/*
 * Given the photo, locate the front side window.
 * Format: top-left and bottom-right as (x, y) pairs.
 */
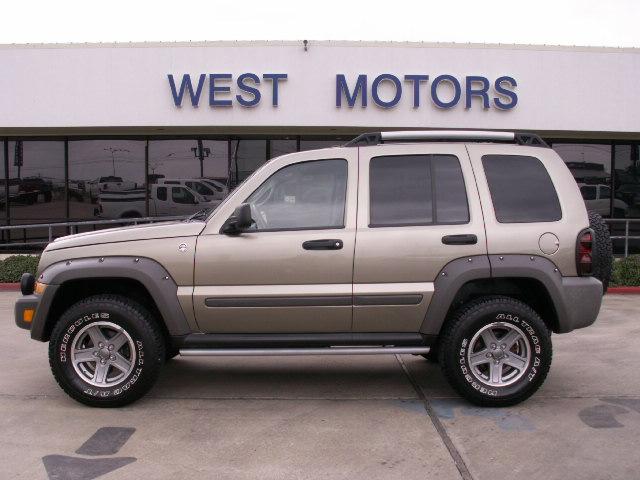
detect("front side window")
(172, 186), (195, 205)
(369, 154), (469, 227)
(245, 159), (348, 231)
(482, 155), (562, 223)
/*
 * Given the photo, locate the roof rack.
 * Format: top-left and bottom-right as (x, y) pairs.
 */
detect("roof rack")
(344, 130), (549, 148)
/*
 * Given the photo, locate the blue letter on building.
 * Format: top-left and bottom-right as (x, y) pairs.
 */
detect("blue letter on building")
(431, 75), (462, 109)
(263, 74), (288, 106)
(209, 74), (233, 107)
(372, 74), (402, 108)
(493, 76), (518, 110)
(236, 73), (261, 107)
(336, 74), (367, 107)
(168, 74), (206, 107)
(465, 76), (490, 109)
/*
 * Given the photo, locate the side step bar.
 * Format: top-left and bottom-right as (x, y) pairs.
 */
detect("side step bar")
(180, 346), (430, 356)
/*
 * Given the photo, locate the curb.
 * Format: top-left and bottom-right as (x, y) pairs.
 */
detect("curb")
(0, 283), (20, 291)
(607, 286), (640, 294)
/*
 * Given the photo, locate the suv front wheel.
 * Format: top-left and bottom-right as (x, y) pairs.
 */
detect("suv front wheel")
(49, 294), (165, 407)
(439, 296), (552, 407)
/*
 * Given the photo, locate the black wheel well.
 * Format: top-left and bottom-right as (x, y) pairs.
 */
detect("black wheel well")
(446, 277), (559, 333)
(43, 278), (172, 346)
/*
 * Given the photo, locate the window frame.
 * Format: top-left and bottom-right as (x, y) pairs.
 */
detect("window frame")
(240, 158), (349, 233)
(368, 154), (470, 228)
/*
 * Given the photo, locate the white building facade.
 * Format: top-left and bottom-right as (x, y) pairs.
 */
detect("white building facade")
(0, 41), (638, 251)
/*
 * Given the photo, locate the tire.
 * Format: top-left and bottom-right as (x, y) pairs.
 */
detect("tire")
(439, 296), (552, 407)
(49, 294), (165, 407)
(588, 211), (613, 293)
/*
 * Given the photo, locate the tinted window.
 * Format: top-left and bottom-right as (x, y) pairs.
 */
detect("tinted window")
(156, 187), (167, 201)
(601, 186), (611, 199)
(369, 155), (468, 227)
(245, 159), (347, 230)
(580, 186), (597, 200)
(432, 155), (469, 223)
(172, 187), (195, 204)
(482, 155), (561, 223)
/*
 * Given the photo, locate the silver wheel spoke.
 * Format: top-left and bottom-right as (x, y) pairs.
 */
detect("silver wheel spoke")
(469, 350), (490, 366)
(111, 353), (132, 373)
(500, 330), (522, 350)
(480, 329), (499, 347)
(490, 362), (503, 384)
(109, 331), (128, 351)
(504, 353), (527, 371)
(93, 363), (110, 384)
(86, 325), (108, 346)
(73, 348), (96, 364)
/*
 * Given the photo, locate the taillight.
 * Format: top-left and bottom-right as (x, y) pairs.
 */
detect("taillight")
(576, 230), (593, 276)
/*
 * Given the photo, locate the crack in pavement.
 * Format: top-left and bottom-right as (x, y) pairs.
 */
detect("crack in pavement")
(395, 354), (474, 480)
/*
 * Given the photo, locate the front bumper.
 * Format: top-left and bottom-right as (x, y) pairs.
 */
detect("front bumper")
(15, 295), (41, 330)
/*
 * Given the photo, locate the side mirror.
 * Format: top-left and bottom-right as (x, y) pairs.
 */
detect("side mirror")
(221, 203), (253, 235)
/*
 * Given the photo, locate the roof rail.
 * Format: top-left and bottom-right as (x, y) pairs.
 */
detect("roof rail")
(344, 130), (549, 148)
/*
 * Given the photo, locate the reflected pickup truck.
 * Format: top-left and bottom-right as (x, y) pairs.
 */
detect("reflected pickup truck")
(15, 130), (611, 408)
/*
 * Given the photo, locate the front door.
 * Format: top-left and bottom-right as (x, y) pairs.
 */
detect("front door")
(193, 147), (358, 333)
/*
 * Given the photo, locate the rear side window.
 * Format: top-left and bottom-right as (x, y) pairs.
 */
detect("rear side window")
(156, 187), (167, 201)
(482, 155), (562, 223)
(369, 154), (469, 227)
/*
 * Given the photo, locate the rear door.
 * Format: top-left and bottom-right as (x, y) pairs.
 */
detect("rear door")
(353, 143), (487, 332)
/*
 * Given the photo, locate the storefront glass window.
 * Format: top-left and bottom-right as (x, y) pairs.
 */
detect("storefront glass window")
(270, 139), (297, 158)
(553, 143), (612, 217)
(231, 140), (266, 185)
(299, 139), (343, 151)
(4, 141), (65, 242)
(68, 140), (145, 221)
(612, 144), (640, 255)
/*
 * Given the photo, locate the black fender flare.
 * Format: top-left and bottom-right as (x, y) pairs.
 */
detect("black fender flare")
(420, 254), (602, 335)
(30, 256), (191, 341)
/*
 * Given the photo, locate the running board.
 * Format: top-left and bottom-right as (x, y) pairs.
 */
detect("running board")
(179, 346), (430, 356)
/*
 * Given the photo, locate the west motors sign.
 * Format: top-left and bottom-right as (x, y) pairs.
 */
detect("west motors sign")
(167, 73), (518, 110)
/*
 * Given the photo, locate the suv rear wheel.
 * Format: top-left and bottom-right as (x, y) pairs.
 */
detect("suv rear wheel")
(49, 294), (165, 407)
(439, 296), (552, 407)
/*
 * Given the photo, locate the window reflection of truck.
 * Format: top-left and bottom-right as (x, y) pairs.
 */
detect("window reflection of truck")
(579, 183), (628, 217)
(96, 184), (221, 219)
(158, 178), (228, 201)
(0, 177), (53, 207)
(88, 176), (137, 203)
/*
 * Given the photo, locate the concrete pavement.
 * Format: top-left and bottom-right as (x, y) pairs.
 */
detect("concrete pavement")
(1, 292), (639, 479)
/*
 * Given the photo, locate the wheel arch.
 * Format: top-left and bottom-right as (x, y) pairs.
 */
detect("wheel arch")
(421, 255), (567, 335)
(31, 256), (192, 343)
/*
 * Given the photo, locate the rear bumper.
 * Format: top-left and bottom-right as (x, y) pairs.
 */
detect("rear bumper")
(15, 295), (40, 330)
(556, 276), (603, 333)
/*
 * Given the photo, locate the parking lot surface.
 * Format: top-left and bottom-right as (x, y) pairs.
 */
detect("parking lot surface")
(1, 292), (639, 480)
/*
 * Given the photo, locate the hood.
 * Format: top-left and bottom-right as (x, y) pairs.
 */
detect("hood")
(46, 220), (206, 251)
